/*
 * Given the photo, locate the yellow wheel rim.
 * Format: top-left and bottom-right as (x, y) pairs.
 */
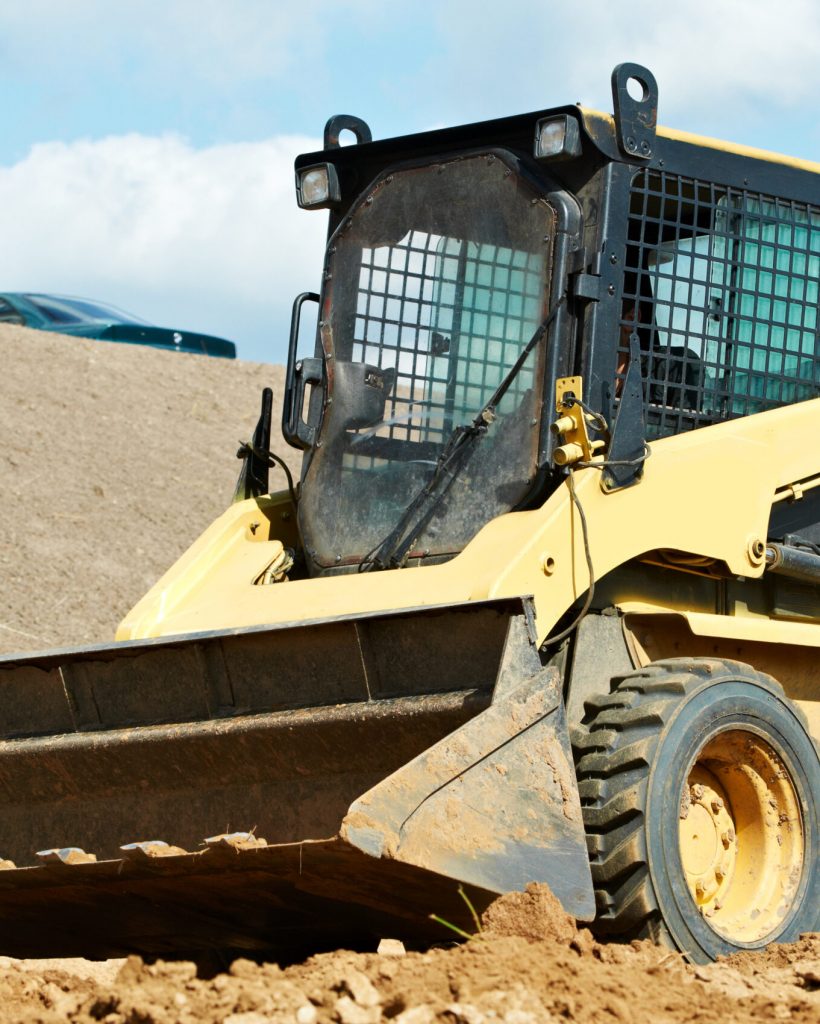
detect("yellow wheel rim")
(678, 729), (804, 943)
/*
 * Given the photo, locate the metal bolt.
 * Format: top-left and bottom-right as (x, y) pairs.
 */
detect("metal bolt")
(610, 254), (618, 265)
(695, 881), (706, 898)
(691, 784), (705, 801)
(626, 137), (637, 151)
(715, 868), (724, 883)
(721, 829), (735, 849)
(607, 284), (615, 296)
(711, 798), (724, 813)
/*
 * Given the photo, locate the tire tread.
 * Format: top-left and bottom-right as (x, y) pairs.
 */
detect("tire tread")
(571, 656), (807, 945)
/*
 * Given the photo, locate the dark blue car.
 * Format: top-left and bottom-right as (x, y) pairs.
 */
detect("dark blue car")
(0, 292), (236, 359)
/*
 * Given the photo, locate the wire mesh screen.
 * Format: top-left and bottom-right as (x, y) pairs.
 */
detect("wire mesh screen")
(301, 151), (555, 569)
(621, 170), (820, 438)
(351, 231), (545, 455)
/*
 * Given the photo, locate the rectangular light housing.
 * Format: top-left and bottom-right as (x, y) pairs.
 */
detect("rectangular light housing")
(534, 115), (582, 161)
(296, 163), (341, 209)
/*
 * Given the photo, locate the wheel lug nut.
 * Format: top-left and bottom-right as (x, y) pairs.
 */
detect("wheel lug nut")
(721, 829), (735, 849)
(695, 881), (706, 898)
(711, 798), (724, 813)
(691, 784), (705, 801)
(715, 868), (724, 882)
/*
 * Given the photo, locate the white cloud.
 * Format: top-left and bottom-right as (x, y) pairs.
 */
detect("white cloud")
(424, 0), (820, 144)
(566, 0), (820, 114)
(0, 133), (329, 362)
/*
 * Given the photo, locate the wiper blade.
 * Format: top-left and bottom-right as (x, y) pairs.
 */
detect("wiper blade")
(360, 296), (565, 572)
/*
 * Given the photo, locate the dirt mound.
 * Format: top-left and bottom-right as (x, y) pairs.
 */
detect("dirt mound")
(1, 928), (818, 1024)
(0, 325), (300, 655)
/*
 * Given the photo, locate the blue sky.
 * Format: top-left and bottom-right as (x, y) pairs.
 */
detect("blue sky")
(2, 0), (820, 363)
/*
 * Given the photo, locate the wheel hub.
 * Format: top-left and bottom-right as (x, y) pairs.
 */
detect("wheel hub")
(678, 729), (804, 943)
(679, 770), (735, 906)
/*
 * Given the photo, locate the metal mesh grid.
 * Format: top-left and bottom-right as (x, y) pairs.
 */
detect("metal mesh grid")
(620, 170), (820, 438)
(351, 230), (544, 456)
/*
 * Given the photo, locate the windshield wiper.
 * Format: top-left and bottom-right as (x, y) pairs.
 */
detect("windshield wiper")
(360, 295), (565, 572)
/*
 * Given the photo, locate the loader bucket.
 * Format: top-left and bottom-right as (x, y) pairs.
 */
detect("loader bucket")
(0, 597), (592, 958)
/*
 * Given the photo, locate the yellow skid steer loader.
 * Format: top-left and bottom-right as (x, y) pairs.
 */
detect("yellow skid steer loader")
(0, 64), (817, 964)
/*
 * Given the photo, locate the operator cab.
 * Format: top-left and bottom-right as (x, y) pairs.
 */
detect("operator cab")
(276, 64), (819, 577)
(294, 149), (580, 572)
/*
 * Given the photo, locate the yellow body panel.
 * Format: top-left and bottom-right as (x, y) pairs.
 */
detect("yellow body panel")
(119, 398), (820, 655)
(580, 108), (820, 176)
(619, 610), (819, 741)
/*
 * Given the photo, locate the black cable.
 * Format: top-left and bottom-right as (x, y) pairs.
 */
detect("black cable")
(237, 440), (298, 509)
(576, 445), (651, 470)
(563, 395), (609, 434)
(561, 395), (651, 470)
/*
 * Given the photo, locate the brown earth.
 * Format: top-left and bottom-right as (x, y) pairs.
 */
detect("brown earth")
(0, 327), (817, 1022)
(0, 890), (817, 1024)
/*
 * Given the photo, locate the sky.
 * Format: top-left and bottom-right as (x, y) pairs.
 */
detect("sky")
(3, 0), (820, 364)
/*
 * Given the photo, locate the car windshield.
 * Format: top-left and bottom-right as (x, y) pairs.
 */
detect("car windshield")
(298, 151), (555, 571)
(24, 295), (150, 326)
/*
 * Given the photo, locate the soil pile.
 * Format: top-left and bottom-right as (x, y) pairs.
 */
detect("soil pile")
(0, 325), (299, 655)
(0, 889), (817, 1024)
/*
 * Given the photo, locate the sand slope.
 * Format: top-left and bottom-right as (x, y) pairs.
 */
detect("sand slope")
(0, 325), (299, 655)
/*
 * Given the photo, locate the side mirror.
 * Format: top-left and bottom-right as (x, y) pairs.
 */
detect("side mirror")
(333, 361), (396, 431)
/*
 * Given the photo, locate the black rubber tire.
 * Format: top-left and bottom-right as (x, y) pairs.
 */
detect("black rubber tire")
(571, 657), (819, 963)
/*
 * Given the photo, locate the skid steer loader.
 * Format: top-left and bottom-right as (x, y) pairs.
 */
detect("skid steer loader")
(0, 64), (817, 965)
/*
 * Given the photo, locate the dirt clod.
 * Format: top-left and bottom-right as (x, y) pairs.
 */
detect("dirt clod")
(480, 882), (577, 944)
